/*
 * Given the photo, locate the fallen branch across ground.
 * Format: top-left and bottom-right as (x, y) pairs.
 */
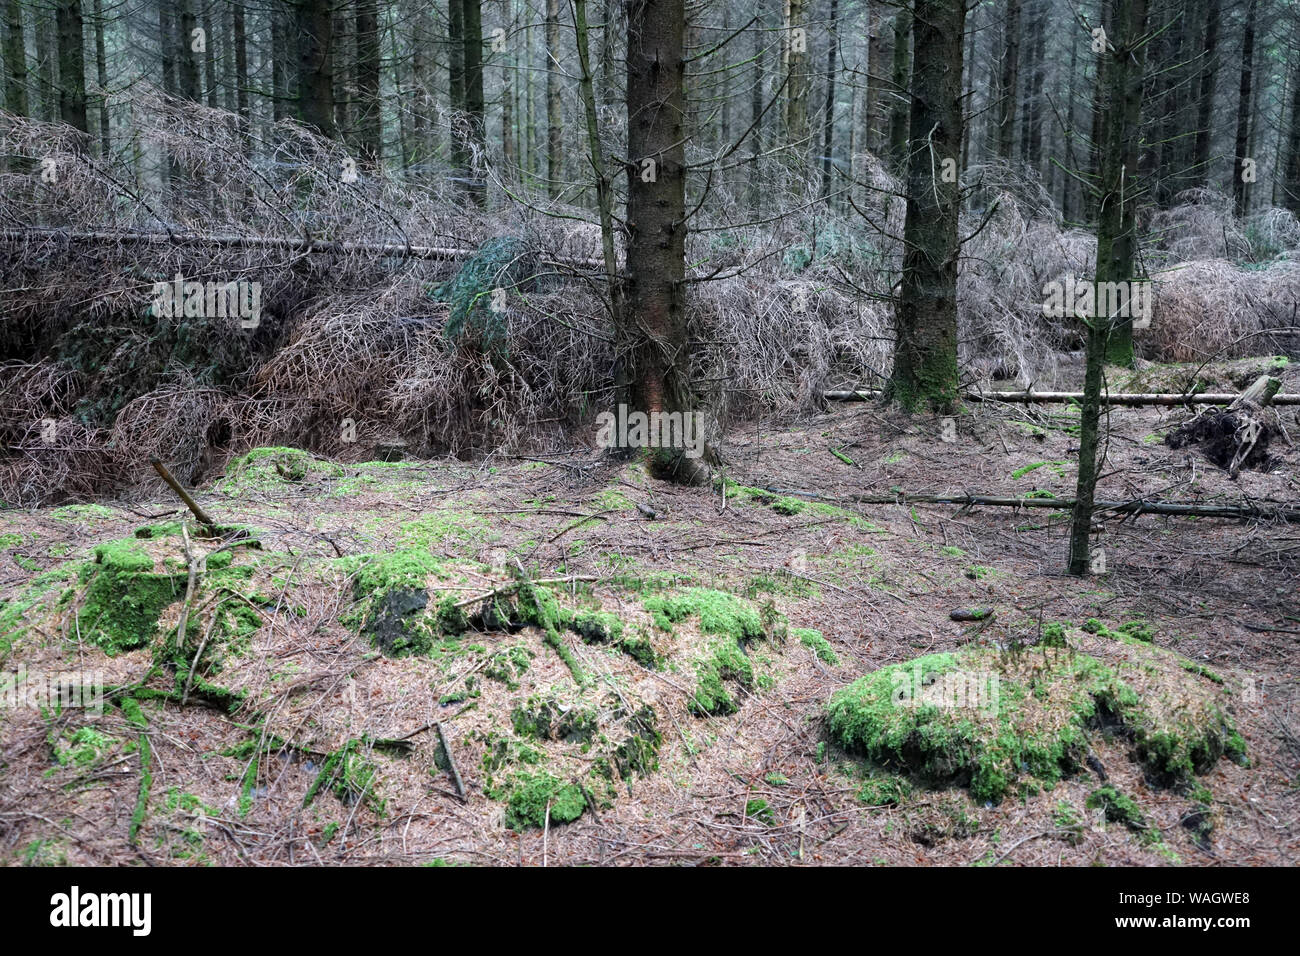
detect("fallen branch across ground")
(0, 227), (607, 270)
(759, 486), (1300, 522)
(824, 388), (1300, 406)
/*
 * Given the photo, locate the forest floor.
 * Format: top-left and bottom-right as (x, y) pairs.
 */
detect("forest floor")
(1, 356), (1298, 867)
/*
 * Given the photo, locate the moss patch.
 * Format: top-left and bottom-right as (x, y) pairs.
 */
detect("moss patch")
(80, 540), (187, 654)
(824, 633), (1243, 803)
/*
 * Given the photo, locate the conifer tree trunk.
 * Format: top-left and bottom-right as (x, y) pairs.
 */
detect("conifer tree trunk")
(887, 0), (965, 412)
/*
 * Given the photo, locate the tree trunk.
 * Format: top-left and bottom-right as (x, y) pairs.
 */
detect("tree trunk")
(355, 0), (382, 164)
(785, 0), (809, 156)
(296, 0), (335, 137)
(271, 2), (288, 121)
(55, 0), (88, 137)
(463, 0), (485, 203)
(546, 0), (562, 198)
(202, 11), (218, 108)
(1070, 0), (1149, 575)
(887, 0), (965, 412)
(887, 7), (911, 169)
(501, 0), (516, 180)
(819, 0), (838, 199)
(1283, 58), (1300, 214)
(996, 0), (1021, 161)
(1232, 0), (1256, 217)
(1192, 0), (1219, 187)
(233, 0), (248, 126)
(92, 0), (109, 156)
(3, 0), (27, 117)
(624, 0), (705, 481)
(177, 0), (200, 102)
(865, 0), (884, 154)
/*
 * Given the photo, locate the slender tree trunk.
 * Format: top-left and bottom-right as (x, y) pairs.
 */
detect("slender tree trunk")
(819, 0), (838, 199)
(888, 0), (965, 412)
(1023, 0), (1044, 172)
(785, 0), (808, 157)
(296, 0), (335, 137)
(997, 0), (1021, 160)
(271, 2), (288, 121)
(233, 1), (249, 127)
(1283, 58), (1300, 214)
(202, 11), (218, 108)
(177, 0), (200, 102)
(865, 0), (884, 153)
(546, 0), (562, 197)
(500, 0), (516, 179)
(887, 7), (911, 168)
(463, 0), (485, 202)
(355, 0), (381, 163)
(573, 0), (620, 321)
(601, 0), (616, 107)
(3, 0), (27, 117)
(1232, 0), (1256, 217)
(1192, 0), (1219, 186)
(1070, 0), (1150, 574)
(91, 0), (109, 156)
(55, 0), (88, 141)
(35, 7), (57, 121)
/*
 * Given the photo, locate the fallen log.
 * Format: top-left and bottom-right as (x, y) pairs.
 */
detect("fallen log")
(761, 485), (1300, 522)
(0, 227), (607, 270)
(824, 388), (1300, 406)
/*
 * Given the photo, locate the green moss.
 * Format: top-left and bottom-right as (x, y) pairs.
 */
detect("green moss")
(1053, 800), (1084, 844)
(0, 563), (82, 659)
(502, 771), (586, 830)
(55, 727), (118, 767)
(643, 588), (765, 643)
(482, 644), (533, 689)
(745, 798), (775, 825)
(1012, 460), (1069, 480)
(1086, 786), (1149, 834)
(511, 694), (598, 744)
(129, 733), (152, 845)
(397, 511), (492, 550)
(48, 503), (115, 523)
(689, 639), (755, 716)
(1040, 622), (1068, 648)
(612, 705), (661, 779)
(856, 772), (913, 807)
(303, 739), (384, 814)
(220, 447), (344, 492)
(793, 627), (839, 665)
(825, 642), (1243, 803)
(80, 540), (187, 654)
(569, 609), (623, 644)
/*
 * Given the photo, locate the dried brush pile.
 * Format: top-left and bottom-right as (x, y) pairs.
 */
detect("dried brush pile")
(2, 99), (1298, 505)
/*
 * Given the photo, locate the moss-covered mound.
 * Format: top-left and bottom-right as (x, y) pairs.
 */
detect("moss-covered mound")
(825, 629), (1244, 803)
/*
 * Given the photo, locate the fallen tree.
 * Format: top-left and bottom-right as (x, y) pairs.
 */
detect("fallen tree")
(755, 485), (1300, 522)
(824, 387), (1300, 406)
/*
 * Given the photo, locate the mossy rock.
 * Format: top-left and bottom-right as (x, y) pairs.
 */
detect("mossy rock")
(824, 633), (1244, 804)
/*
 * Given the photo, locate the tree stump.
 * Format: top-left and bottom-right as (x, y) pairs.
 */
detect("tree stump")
(1166, 374), (1280, 477)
